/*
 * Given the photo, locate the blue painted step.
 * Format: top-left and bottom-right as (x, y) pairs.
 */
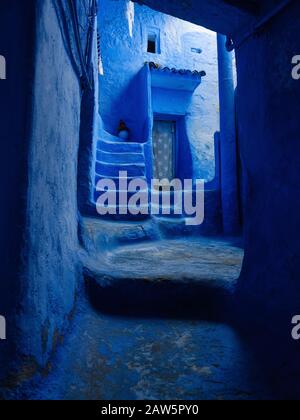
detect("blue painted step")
(92, 202), (150, 221)
(95, 161), (146, 178)
(97, 150), (145, 165)
(95, 174), (148, 185)
(95, 203), (149, 213)
(94, 188), (149, 204)
(94, 131), (149, 220)
(97, 139), (143, 154)
(150, 204), (184, 218)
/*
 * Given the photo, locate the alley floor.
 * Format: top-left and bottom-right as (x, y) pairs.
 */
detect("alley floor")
(7, 230), (297, 400)
(1, 233), (283, 400)
(16, 302), (273, 400)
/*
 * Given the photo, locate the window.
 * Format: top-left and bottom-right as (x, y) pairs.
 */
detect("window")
(146, 28), (160, 54)
(147, 34), (157, 54)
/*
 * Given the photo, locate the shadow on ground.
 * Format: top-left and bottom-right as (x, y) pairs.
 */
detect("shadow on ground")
(2, 236), (300, 400)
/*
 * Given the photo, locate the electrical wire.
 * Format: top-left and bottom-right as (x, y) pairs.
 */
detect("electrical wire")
(68, 0), (93, 89)
(54, 0), (97, 90)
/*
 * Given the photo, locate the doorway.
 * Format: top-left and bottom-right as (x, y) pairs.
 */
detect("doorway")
(152, 120), (176, 181)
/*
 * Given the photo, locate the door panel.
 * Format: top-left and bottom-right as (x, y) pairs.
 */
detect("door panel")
(152, 120), (176, 181)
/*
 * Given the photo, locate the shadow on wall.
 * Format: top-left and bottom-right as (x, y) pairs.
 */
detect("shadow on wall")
(100, 67), (151, 142)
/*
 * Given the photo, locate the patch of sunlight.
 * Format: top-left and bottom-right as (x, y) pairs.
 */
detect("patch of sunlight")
(98, 52), (104, 76)
(126, 0), (135, 38)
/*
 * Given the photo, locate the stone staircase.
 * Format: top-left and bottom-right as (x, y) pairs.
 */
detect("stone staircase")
(94, 139), (192, 220)
(93, 131), (222, 232)
(94, 132), (150, 220)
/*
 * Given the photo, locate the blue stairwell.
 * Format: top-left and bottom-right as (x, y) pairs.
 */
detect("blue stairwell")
(93, 130), (222, 230)
(94, 131), (151, 220)
(93, 132), (190, 220)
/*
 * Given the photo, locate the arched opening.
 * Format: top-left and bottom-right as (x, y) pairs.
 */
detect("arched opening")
(79, 0), (245, 324)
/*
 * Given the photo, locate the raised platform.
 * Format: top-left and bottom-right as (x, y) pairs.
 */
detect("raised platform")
(83, 230), (244, 319)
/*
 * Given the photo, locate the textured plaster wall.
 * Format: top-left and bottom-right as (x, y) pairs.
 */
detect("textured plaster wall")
(0, 0), (98, 382)
(0, 0), (98, 374)
(0, 0), (36, 381)
(98, 0), (220, 181)
(17, 0), (85, 366)
(236, 0), (300, 332)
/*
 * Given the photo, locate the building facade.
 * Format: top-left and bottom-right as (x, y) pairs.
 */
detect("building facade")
(97, 0), (220, 183)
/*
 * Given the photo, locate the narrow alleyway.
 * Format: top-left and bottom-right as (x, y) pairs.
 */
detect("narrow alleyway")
(1, 234), (275, 400)
(14, 299), (274, 400)
(3, 229), (299, 400)
(1, 0), (300, 402)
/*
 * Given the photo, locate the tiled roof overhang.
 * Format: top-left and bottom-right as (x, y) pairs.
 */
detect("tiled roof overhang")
(147, 62), (205, 92)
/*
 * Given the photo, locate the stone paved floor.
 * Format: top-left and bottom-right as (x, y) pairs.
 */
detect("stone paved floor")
(8, 297), (274, 400)
(3, 226), (298, 400)
(3, 236), (278, 400)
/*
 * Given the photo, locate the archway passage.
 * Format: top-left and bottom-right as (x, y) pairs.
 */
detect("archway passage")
(86, 0), (244, 315)
(128, 0), (300, 328)
(78, 0), (300, 400)
(74, 0), (248, 401)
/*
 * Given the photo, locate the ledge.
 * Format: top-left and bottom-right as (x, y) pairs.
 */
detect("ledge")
(147, 62), (206, 92)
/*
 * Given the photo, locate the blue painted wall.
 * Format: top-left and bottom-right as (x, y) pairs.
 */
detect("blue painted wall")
(0, 0), (98, 381)
(98, 0), (220, 182)
(0, 0), (36, 382)
(19, 0), (100, 368)
(235, 0), (300, 332)
(17, 0), (83, 366)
